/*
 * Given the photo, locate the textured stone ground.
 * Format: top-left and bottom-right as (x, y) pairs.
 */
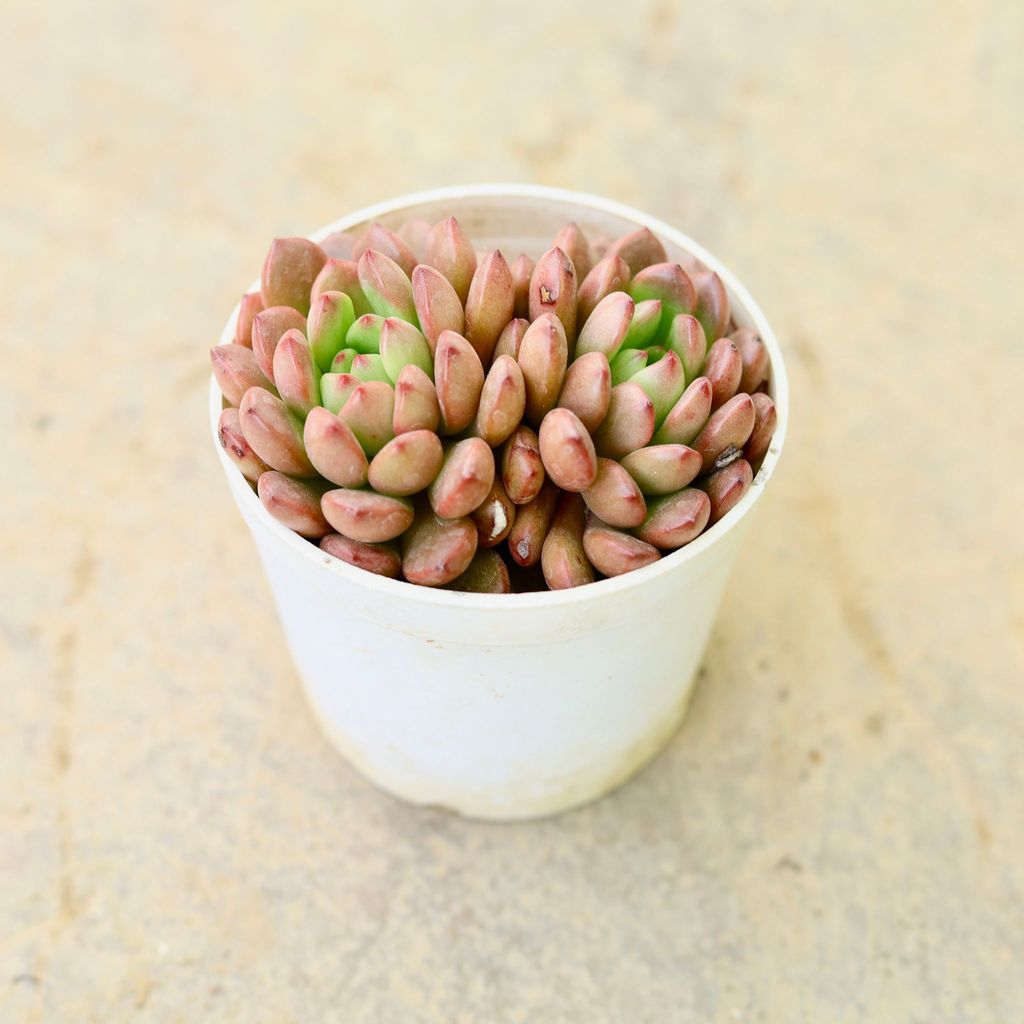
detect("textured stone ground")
(2, 2), (1022, 1021)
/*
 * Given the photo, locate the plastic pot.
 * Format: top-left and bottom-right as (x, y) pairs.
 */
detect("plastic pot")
(211, 185), (789, 820)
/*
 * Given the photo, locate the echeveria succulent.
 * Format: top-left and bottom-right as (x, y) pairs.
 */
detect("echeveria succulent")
(214, 217), (778, 591)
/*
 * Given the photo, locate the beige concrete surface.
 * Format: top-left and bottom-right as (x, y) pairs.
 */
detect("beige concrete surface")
(2, 1), (1022, 1021)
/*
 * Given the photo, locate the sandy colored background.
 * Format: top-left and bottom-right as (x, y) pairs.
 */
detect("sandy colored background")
(2, 1), (1022, 1021)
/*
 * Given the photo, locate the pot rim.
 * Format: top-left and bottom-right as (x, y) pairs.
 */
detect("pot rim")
(210, 183), (789, 609)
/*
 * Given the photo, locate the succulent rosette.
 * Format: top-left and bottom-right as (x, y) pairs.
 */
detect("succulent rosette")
(213, 217), (777, 592)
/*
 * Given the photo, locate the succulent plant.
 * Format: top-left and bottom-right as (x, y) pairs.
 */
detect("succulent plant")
(214, 216), (778, 591)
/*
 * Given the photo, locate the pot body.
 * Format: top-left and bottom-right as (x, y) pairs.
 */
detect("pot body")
(213, 185), (788, 819)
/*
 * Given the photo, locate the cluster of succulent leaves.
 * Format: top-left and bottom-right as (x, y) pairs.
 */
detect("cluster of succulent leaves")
(212, 216), (777, 592)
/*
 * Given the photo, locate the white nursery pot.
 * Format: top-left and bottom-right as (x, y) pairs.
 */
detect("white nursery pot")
(211, 185), (789, 820)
